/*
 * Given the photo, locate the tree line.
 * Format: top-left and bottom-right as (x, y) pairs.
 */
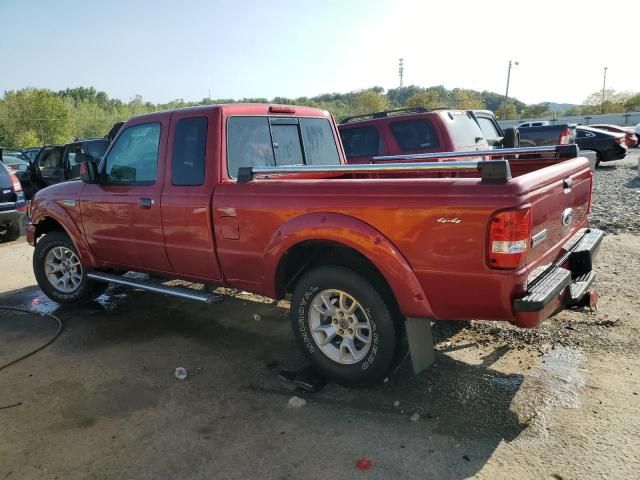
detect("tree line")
(1, 85), (638, 147)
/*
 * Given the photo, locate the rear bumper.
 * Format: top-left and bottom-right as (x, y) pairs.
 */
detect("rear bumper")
(513, 228), (604, 328)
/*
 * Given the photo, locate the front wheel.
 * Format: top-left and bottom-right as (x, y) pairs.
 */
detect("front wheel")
(290, 265), (399, 387)
(33, 231), (107, 304)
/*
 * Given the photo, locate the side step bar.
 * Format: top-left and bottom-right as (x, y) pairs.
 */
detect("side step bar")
(87, 271), (224, 304)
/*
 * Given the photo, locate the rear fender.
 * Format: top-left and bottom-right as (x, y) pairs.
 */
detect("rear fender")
(262, 212), (433, 318)
(31, 200), (97, 267)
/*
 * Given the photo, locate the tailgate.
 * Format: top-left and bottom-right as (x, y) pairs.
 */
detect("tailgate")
(524, 158), (592, 265)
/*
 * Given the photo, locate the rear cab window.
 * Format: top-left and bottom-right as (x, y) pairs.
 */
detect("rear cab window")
(442, 111), (487, 149)
(226, 116), (340, 178)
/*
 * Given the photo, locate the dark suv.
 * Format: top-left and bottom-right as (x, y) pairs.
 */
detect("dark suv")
(23, 137), (109, 199)
(0, 161), (26, 242)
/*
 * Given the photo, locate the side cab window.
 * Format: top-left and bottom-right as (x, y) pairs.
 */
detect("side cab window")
(172, 117), (208, 186)
(226, 116), (340, 178)
(104, 123), (161, 184)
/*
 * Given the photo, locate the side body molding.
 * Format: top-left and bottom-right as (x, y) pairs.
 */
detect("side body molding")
(261, 212), (434, 319)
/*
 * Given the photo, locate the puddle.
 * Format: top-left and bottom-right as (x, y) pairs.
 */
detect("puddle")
(511, 345), (585, 444)
(94, 291), (129, 312)
(28, 293), (61, 315)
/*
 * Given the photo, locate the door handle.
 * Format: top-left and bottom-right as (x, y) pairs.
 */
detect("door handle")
(139, 198), (153, 209)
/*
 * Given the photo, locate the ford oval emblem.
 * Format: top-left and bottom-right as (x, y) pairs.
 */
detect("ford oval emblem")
(561, 208), (574, 226)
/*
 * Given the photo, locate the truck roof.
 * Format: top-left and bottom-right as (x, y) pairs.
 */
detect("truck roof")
(129, 103), (331, 122)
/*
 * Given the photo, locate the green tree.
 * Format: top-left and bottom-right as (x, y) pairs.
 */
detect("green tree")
(563, 106), (582, 116)
(498, 101), (518, 120)
(583, 89), (631, 114)
(452, 89), (485, 110)
(404, 91), (440, 109)
(350, 90), (389, 115)
(624, 93), (640, 112)
(0, 88), (72, 145)
(521, 103), (551, 118)
(13, 130), (41, 147)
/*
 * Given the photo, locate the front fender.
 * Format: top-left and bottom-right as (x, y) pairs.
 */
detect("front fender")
(262, 212), (434, 319)
(30, 199), (98, 267)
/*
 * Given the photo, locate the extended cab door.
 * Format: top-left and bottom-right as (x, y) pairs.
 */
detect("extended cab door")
(160, 109), (223, 281)
(80, 115), (172, 271)
(37, 146), (65, 186)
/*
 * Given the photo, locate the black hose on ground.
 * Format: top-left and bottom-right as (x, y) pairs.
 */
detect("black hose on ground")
(0, 306), (63, 371)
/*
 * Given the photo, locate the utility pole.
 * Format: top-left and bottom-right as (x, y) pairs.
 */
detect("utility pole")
(399, 58), (404, 88)
(601, 66), (608, 114)
(502, 60), (519, 120)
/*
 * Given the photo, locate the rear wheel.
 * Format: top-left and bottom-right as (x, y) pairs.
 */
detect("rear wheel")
(33, 231), (106, 304)
(290, 265), (399, 386)
(595, 151), (603, 168)
(0, 220), (21, 242)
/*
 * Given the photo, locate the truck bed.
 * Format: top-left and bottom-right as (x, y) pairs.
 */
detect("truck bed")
(216, 154), (592, 324)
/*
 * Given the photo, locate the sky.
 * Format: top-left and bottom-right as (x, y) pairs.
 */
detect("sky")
(1, 0), (637, 106)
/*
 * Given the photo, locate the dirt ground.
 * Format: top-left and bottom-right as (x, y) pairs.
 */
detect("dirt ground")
(1, 162), (639, 479)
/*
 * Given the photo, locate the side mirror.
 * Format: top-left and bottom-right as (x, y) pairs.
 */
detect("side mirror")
(79, 161), (98, 183)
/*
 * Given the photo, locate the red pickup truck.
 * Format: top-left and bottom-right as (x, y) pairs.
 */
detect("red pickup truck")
(27, 103), (603, 386)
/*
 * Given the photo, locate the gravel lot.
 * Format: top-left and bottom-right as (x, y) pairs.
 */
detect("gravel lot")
(0, 152), (639, 479)
(590, 151), (640, 234)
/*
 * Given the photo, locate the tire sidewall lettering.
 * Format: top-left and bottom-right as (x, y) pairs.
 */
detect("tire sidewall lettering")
(297, 285), (379, 370)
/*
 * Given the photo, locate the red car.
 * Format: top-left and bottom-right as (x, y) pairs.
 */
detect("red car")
(27, 104), (602, 386)
(589, 124), (639, 148)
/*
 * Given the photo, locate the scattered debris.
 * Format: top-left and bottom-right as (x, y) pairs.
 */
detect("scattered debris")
(174, 367), (202, 380)
(410, 413), (420, 422)
(355, 458), (373, 471)
(278, 366), (327, 393)
(462, 455), (471, 462)
(393, 400), (400, 408)
(287, 396), (307, 408)
(253, 313), (262, 322)
(0, 402), (22, 411)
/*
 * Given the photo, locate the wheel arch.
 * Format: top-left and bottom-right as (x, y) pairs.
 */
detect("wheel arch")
(31, 204), (97, 267)
(263, 212), (433, 319)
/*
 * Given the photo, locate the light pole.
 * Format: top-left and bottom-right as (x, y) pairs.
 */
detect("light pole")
(601, 66), (608, 114)
(399, 58), (404, 88)
(502, 60), (519, 120)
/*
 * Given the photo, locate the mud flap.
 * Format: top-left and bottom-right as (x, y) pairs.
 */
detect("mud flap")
(405, 317), (435, 374)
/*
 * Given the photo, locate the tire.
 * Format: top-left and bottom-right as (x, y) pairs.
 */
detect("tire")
(0, 221), (21, 242)
(502, 127), (520, 148)
(290, 265), (399, 387)
(33, 231), (106, 304)
(595, 152), (603, 168)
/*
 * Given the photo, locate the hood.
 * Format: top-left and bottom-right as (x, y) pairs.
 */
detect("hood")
(34, 179), (84, 200)
(31, 180), (84, 215)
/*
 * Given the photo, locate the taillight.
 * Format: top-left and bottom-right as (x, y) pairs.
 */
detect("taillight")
(10, 173), (22, 192)
(558, 128), (571, 144)
(488, 207), (532, 269)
